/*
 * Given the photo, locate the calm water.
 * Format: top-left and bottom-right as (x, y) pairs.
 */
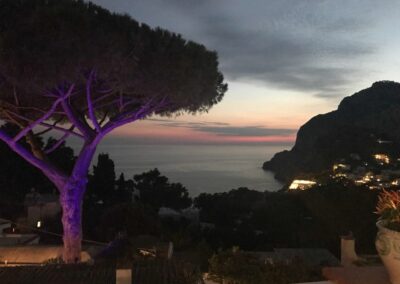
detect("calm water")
(90, 143), (288, 196)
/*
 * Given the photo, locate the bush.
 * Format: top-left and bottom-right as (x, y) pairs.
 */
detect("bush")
(208, 248), (321, 284)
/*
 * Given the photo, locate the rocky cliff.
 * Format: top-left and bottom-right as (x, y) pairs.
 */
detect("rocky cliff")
(263, 81), (400, 181)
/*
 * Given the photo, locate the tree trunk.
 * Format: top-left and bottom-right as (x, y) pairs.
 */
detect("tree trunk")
(60, 178), (86, 263)
(59, 143), (96, 263)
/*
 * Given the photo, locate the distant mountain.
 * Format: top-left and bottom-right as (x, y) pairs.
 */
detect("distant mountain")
(263, 81), (400, 182)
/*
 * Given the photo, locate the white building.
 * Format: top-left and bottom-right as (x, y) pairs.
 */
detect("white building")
(24, 190), (61, 227)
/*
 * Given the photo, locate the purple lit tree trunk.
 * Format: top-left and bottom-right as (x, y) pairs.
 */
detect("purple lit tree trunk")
(0, 79), (166, 263)
(59, 143), (96, 263)
(60, 183), (85, 263)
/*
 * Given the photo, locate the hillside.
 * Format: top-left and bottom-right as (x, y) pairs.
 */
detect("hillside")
(263, 81), (400, 181)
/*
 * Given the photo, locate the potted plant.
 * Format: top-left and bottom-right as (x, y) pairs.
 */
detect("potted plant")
(375, 189), (400, 284)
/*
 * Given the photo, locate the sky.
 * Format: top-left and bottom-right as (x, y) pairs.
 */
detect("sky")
(92, 0), (400, 145)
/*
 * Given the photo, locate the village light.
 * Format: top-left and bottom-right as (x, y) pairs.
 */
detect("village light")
(374, 154), (390, 164)
(36, 221), (42, 228)
(289, 180), (317, 190)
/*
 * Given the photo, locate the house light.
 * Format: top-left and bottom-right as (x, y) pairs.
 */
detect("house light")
(335, 173), (347, 178)
(333, 163), (350, 172)
(363, 176), (371, 182)
(36, 221), (42, 228)
(374, 154), (390, 164)
(289, 180), (316, 190)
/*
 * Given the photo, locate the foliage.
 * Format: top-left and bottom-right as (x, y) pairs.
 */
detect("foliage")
(195, 185), (378, 254)
(189, 240), (214, 272)
(44, 137), (76, 174)
(0, 123), (75, 192)
(376, 189), (400, 231)
(134, 168), (192, 211)
(115, 173), (135, 203)
(298, 185), (378, 254)
(96, 203), (161, 242)
(208, 249), (321, 284)
(129, 259), (202, 284)
(87, 153), (116, 203)
(195, 188), (264, 226)
(0, 0), (227, 119)
(0, 123), (75, 218)
(250, 192), (306, 247)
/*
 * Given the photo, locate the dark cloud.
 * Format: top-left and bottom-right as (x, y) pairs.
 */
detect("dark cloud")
(148, 118), (230, 127)
(92, 0), (380, 97)
(191, 126), (296, 137)
(194, 5), (374, 97)
(150, 119), (296, 137)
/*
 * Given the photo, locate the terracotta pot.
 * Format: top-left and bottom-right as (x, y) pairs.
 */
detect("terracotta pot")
(376, 221), (400, 284)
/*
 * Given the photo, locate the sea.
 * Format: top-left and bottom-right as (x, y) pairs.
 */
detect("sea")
(89, 143), (290, 196)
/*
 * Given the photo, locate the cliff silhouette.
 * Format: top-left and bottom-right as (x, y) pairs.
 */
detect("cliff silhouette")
(263, 81), (400, 181)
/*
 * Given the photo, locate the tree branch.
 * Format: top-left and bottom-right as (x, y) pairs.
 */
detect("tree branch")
(34, 117), (63, 136)
(15, 106), (65, 115)
(3, 110), (25, 128)
(120, 98), (140, 112)
(44, 128), (72, 154)
(13, 84), (75, 142)
(86, 99), (119, 113)
(86, 69), (101, 133)
(0, 128), (68, 187)
(40, 122), (84, 138)
(100, 97), (167, 139)
(60, 89), (94, 141)
(26, 131), (48, 160)
(111, 97), (155, 122)
(98, 110), (109, 126)
(4, 107), (84, 139)
(119, 92), (123, 111)
(34, 127), (53, 136)
(89, 93), (114, 107)
(13, 87), (20, 106)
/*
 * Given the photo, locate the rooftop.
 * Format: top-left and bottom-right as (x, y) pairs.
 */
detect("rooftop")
(0, 264), (114, 284)
(0, 259), (200, 284)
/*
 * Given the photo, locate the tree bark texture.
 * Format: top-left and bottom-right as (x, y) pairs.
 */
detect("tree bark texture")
(60, 178), (86, 263)
(59, 144), (96, 263)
